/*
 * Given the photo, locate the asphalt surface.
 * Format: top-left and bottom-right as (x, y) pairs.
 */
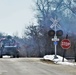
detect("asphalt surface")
(0, 57), (76, 75)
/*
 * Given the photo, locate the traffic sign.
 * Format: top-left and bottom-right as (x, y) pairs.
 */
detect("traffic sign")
(54, 41), (58, 45)
(52, 36), (59, 41)
(61, 39), (71, 49)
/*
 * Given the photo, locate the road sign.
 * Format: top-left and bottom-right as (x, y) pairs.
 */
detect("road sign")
(54, 41), (58, 45)
(52, 36), (59, 41)
(61, 39), (71, 49)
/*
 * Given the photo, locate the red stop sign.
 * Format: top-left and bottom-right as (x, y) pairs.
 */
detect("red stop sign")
(61, 39), (71, 49)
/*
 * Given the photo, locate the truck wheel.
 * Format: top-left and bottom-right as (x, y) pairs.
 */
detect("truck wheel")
(17, 54), (19, 58)
(0, 55), (2, 58)
(13, 55), (15, 58)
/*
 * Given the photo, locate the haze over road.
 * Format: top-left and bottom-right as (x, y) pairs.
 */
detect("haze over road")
(0, 58), (76, 75)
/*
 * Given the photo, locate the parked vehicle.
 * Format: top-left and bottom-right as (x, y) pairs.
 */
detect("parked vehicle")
(0, 36), (19, 58)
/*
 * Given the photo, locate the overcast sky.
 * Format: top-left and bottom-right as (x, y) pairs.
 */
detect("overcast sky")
(0, 0), (36, 37)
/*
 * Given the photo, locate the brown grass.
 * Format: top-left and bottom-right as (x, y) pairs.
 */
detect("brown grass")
(40, 59), (55, 64)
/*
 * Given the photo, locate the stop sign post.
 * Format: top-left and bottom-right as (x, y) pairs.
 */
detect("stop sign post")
(61, 39), (71, 49)
(61, 39), (71, 62)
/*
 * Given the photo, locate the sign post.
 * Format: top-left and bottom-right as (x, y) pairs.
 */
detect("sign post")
(52, 36), (59, 58)
(49, 17), (63, 59)
(50, 17), (60, 59)
(61, 38), (71, 62)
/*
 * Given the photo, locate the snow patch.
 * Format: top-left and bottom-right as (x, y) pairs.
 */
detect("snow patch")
(43, 55), (76, 66)
(3, 55), (11, 58)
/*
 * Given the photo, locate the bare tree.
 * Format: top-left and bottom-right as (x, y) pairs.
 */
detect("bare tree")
(34, 0), (76, 56)
(23, 0), (76, 57)
(24, 25), (44, 57)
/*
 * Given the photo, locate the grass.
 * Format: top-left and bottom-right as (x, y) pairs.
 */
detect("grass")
(40, 59), (55, 64)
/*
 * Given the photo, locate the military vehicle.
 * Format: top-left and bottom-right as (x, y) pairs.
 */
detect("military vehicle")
(0, 36), (19, 58)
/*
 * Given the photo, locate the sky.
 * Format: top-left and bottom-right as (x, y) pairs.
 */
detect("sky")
(0, 0), (36, 37)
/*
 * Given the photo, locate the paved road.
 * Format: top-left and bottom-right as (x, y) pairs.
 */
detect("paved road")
(0, 58), (76, 75)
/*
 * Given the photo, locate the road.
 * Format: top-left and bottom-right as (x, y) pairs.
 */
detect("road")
(0, 57), (76, 75)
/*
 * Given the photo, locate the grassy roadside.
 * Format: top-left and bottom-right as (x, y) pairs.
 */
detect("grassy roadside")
(40, 59), (55, 64)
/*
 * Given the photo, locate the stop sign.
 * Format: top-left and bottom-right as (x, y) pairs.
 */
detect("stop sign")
(61, 39), (71, 49)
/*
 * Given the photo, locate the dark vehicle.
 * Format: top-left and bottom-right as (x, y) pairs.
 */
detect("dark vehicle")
(0, 36), (19, 58)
